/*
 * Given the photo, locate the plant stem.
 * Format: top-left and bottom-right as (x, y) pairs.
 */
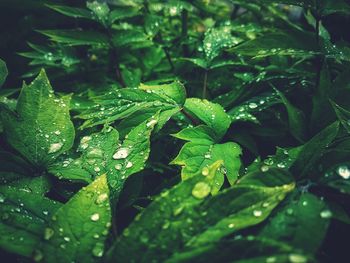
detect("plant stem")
(202, 69), (208, 99)
(181, 9), (189, 57)
(181, 108), (200, 126)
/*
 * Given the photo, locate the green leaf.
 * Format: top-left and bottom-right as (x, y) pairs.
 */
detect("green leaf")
(321, 163), (350, 194)
(78, 81), (186, 129)
(106, 166), (294, 262)
(0, 58), (7, 87)
(109, 6), (140, 24)
(46, 4), (93, 19)
(184, 98), (231, 139)
(111, 29), (151, 48)
(171, 125), (242, 190)
(291, 121), (340, 178)
(87, 0), (110, 26)
(331, 101), (350, 134)
(166, 236), (309, 263)
(203, 26), (241, 62)
(273, 87), (307, 142)
(48, 126), (119, 183)
(311, 61), (333, 132)
(0, 69), (75, 167)
(107, 115), (158, 202)
(0, 186), (61, 259)
(40, 174), (111, 263)
(233, 31), (319, 58)
(38, 30), (109, 46)
(260, 193), (330, 253)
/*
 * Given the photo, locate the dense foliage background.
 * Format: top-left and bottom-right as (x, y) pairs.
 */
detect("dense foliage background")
(1, 0), (350, 262)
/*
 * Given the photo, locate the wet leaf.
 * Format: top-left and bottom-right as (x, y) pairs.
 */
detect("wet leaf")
(40, 174), (111, 263)
(0, 69), (75, 167)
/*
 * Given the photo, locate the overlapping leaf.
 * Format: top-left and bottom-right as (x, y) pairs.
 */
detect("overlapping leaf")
(106, 166), (295, 262)
(77, 81), (186, 129)
(0, 69), (75, 167)
(40, 174), (111, 263)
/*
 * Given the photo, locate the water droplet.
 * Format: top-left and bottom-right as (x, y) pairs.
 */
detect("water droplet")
(113, 148), (129, 159)
(44, 228), (55, 240)
(114, 164), (122, 170)
(288, 253), (307, 263)
(125, 161), (133, 168)
(94, 167), (101, 172)
(302, 201), (307, 206)
(266, 257), (276, 263)
(92, 242), (105, 257)
(96, 193), (108, 204)
(48, 142), (63, 153)
(173, 206), (184, 216)
(253, 210), (262, 217)
(91, 213), (100, 221)
(63, 236), (70, 242)
(320, 209), (332, 219)
(54, 130), (61, 135)
(146, 119), (157, 127)
(192, 182), (211, 199)
(261, 165), (269, 172)
(32, 249), (44, 262)
(228, 223), (235, 228)
(0, 193), (5, 203)
(248, 102), (258, 109)
(201, 167), (209, 176)
(42, 210), (49, 216)
(204, 153), (211, 159)
(337, 165), (350, 179)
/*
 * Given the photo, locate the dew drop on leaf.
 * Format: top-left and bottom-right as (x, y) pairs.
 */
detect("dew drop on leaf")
(288, 253), (307, 263)
(32, 249), (44, 262)
(48, 142), (63, 153)
(192, 182), (211, 199)
(44, 227), (55, 240)
(337, 165), (350, 179)
(90, 213), (100, 221)
(113, 148), (129, 159)
(125, 161), (133, 168)
(96, 193), (108, 204)
(0, 193), (5, 203)
(92, 242), (105, 257)
(253, 210), (262, 217)
(320, 209), (332, 219)
(201, 167), (209, 176)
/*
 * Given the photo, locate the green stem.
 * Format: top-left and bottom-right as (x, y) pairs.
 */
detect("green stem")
(181, 9), (189, 57)
(202, 69), (208, 99)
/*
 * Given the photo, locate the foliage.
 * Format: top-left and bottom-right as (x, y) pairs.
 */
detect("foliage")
(1, 0), (350, 262)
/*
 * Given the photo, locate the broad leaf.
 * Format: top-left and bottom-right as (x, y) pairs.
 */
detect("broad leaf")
(232, 31), (319, 58)
(0, 186), (61, 259)
(166, 237), (310, 263)
(78, 81), (186, 129)
(48, 126), (119, 183)
(40, 174), (111, 263)
(291, 121), (340, 178)
(106, 166), (294, 262)
(0, 69), (75, 167)
(260, 193), (330, 253)
(107, 115), (158, 202)
(171, 125), (242, 190)
(183, 98), (231, 139)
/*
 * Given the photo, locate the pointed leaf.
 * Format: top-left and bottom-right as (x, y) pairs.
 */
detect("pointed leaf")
(41, 174), (111, 263)
(0, 69), (75, 167)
